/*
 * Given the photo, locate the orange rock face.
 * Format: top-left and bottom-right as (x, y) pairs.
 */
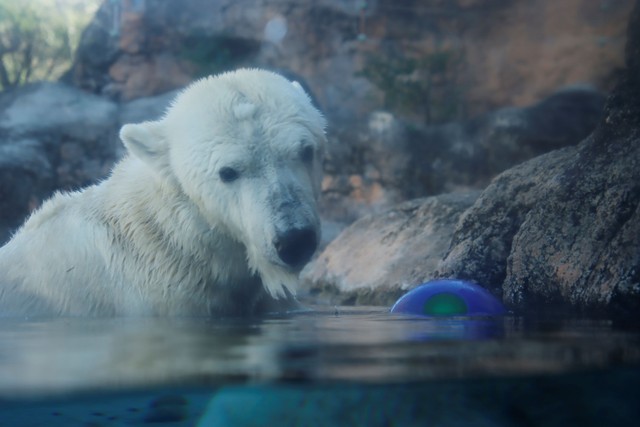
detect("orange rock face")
(70, 0), (632, 118)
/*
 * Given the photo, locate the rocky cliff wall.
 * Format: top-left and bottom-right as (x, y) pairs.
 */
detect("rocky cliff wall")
(66, 0), (632, 122)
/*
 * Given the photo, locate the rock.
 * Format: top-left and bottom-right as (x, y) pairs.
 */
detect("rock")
(106, 52), (194, 101)
(320, 87), (604, 225)
(435, 147), (578, 296)
(0, 139), (52, 244)
(67, 0), (631, 122)
(67, 0), (263, 101)
(301, 192), (479, 306)
(118, 89), (179, 127)
(437, 2), (640, 318)
(0, 83), (118, 244)
(0, 83), (117, 141)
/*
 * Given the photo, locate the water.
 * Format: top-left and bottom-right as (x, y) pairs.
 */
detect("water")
(0, 306), (639, 426)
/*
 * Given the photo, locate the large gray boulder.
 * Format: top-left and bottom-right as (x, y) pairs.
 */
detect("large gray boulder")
(302, 192), (479, 306)
(0, 83), (118, 243)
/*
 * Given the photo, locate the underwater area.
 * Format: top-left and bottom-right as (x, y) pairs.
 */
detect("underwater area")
(1, 307), (639, 426)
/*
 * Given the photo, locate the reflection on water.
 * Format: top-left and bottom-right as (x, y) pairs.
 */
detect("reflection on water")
(0, 307), (639, 426)
(0, 307), (639, 395)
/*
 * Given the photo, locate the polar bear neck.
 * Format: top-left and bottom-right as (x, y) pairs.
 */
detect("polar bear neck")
(100, 156), (261, 310)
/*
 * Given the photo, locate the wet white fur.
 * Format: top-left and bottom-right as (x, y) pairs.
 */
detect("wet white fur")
(0, 69), (326, 316)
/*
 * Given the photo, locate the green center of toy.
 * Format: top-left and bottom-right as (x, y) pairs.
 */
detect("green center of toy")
(423, 292), (468, 316)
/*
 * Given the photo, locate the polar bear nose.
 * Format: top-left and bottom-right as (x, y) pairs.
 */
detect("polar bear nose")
(274, 227), (318, 269)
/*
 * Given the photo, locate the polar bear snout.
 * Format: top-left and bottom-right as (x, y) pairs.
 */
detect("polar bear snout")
(274, 226), (318, 269)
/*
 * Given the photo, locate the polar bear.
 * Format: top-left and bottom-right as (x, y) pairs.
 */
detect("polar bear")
(0, 69), (326, 317)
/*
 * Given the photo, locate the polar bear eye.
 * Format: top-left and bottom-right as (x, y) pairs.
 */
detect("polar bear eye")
(300, 145), (314, 163)
(219, 167), (240, 183)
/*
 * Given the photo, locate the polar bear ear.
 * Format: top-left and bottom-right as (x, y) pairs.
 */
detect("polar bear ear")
(291, 81), (312, 101)
(120, 121), (168, 170)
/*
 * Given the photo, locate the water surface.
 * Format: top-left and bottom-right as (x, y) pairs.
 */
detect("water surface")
(1, 306), (639, 426)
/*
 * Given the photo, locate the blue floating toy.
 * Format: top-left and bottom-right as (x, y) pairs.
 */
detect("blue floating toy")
(390, 279), (506, 317)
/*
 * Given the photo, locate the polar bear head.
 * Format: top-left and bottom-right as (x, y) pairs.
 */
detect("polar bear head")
(119, 69), (326, 298)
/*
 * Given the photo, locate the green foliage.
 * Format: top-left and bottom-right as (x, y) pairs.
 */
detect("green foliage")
(0, 0), (99, 90)
(360, 48), (465, 124)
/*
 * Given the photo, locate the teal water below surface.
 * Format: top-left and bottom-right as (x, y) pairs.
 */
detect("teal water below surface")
(1, 306), (639, 426)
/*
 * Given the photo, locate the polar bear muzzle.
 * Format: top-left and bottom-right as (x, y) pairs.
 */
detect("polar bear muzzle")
(274, 226), (318, 269)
